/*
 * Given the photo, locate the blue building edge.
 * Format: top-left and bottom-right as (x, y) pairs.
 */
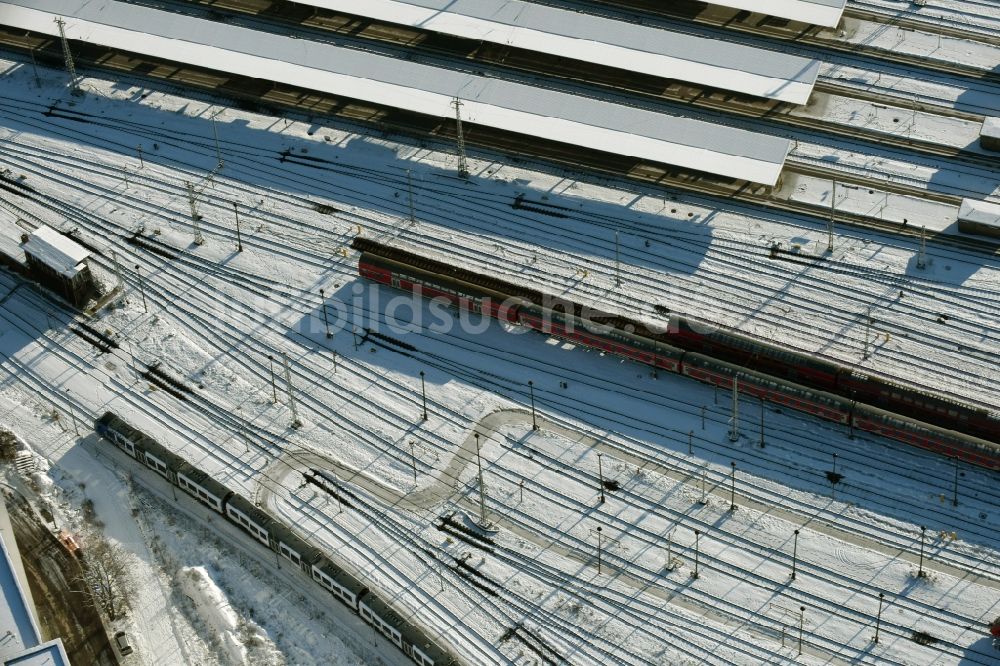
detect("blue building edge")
(0, 505), (69, 666)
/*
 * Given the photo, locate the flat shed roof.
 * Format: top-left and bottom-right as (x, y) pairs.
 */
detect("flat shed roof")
(709, 0), (847, 27)
(0, 0), (790, 185)
(290, 0), (820, 105)
(20, 225), (89, 278)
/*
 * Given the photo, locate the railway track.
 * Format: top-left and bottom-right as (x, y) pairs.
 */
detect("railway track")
(7, 161), (1000, 588)
(846, 0), (1000, 43)
(3, 58), (996, 512)
(5, 106), (997, 418)
(3, 191), (996, 660)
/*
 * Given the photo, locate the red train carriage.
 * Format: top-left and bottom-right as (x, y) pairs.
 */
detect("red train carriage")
(352, 238), (1000, 470)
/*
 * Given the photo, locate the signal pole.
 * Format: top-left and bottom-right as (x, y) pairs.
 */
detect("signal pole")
(451, 98), (469, 179)
(407, 169), (416, 223)
(917, 225), (927, 269)
(187, 182), (205, 245)
(474, 433), (488, 527)
(728, 378), (740, 442)
(614, 229), (621, 287)
(827, 179), (836, 253)
(54, 17), (79, 93)
(233, 202), (243, 252)
(134, 264), (148, 313)
(281, 352), (301, 428)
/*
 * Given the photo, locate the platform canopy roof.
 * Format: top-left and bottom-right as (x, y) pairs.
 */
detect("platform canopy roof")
(21, 225), (90, 278)
(0, 0), (791, 185)
(708, 0), (847, 27)
(289, 0), (820, 105)
(958, 198), (1000, 230)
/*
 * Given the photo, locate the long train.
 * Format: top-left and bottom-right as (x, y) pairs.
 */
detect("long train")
(95, 412), (455, 666)
(352, 237), (999, 471)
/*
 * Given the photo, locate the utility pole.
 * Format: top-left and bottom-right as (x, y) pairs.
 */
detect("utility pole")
(729, 461), (737, 512)
(134, 264), (148, 313)
(917, 525), (927, 577)
(701, 405), (706, 430)
(917, 225), (927, 269)
(474, 433), (488, 527)
(320, 289), (331, 338)
(406, 169), (415, 223)
(451, 98), (469, 178)
(699, 466), (707, 505)
(137, 145), (144, 169)
(863, 306), (873, 360)
(688, 430), (693, 455)
(419, 370), (428, 421)
(66, 389), (79, 436)
(597, 451), (605, 504)
(665, 530), (674, 571)
(281, 352), (301, 428)
(528, 380), (538, 430)
(596, 526), (603, 575)
(952, 457), (959, 506)
(692, 529), (700, 579)
(759, 398), (765, 448)
(111, 250), (124, 293)
(28, 46), (41, 88)
(873, 592), (885, 643)
(614, 229), (621, 288)
(267, 354), (277, 403)
(728, 378), (740, 442)
(232, 202), (243, 252)
(798, 606), (806, 655)
(409, 440), (417, 485)
(212, 115), (224, 168)
(827, 178), (836, 254)
(791, 529), (800, 580)
(187, 182), (205, 245)
(54, 17), (79, 93)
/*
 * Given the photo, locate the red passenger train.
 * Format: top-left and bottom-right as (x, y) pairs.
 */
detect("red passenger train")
(352, 237), (999, 471)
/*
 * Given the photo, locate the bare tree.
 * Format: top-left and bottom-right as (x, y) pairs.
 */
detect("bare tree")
(73, 528), (134, 621)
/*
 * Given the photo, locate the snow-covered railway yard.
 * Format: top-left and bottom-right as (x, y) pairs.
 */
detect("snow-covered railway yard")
(0, 0), (999, 662)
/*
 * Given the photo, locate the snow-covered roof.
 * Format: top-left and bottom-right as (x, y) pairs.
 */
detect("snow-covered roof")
(0, 0), (791, 185)
(958, 198), (1000, 229)
(981, 116), (1000, 139)
(3, 640), (71, 666)
(710, 0), (847, 27)
(20, 225), (89, 278)
(290, 0), (820, 105)
(0, 526), (40, 661)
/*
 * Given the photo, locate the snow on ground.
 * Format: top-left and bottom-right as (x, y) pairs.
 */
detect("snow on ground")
(0, 57), (997, 414)
(0, 36), (997, 666)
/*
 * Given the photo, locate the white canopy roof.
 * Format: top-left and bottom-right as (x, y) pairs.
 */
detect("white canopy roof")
(0, 0), (791, 185)
(958, 198), (1000, 230)
(291, 0), (820, 105)
(709, 0), (846, 27)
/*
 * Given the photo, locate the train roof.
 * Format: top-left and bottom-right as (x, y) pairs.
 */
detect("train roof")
(2, 0), (790, 186)
(174, 462), (233, 501)
(224, 493), (274, 529)
(98, 412), (185, 466)
(268, 521), (324, 563)
(289, 0), (819, 104)
(313, 557), (369, 597)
